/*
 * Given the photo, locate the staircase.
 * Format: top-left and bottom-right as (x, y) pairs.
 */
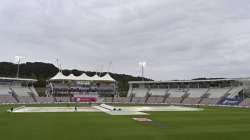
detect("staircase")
(180, 92), (190, 103)
(144, 92), (151, 103)
(162, 90), (170, 103)
(198, 88), (210, 104)
(28, 92), (37, 102)
(9, 87), (19, 103)
(129, 93), (135, 102)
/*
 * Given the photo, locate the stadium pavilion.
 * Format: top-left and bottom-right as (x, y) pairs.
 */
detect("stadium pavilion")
(46, 72), (116, 102)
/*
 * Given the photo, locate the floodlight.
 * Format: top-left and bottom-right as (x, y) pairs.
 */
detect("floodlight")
(139, 62), (146, 67)
(14, 56), (25, 63)
(14, 56), (26, 78)
(139, 61), (147, 81)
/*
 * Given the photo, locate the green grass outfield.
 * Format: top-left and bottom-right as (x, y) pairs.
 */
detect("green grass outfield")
(0, 104), (250, 140)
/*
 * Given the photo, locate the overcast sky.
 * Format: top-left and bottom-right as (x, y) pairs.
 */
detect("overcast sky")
(0, 0), (250, 80)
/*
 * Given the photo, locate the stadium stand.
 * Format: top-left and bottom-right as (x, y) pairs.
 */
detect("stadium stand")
(239, 98), (250, 106)
(0, 95), (17, 104)
(227, 86), (243, 98)
(149, 88), (166, 96)
(208, 88), (231, 98)
(103, 97), (113, 102)
(0, 85), (11, 95)
(1, 75), (250, 108)
(200, 98), (220, 105)
(18, 96), (34, 104)
(131, 97), (146, 104)
(113, 96), (119, 102)
(9, 88), (20, 102)
(55, 97), (71, 102)
(131, 88), (149, 97)
(187, 88), (208, 97)
(119, 97), (130, 103)
(164, 89), (185, 104)
(29, 92), (37, 102)
(147, 96), (164, 104)
(36, 97), (54, 103)
(128, 78), (250, 106)
(199, 88), (231, 105)
(182, 88), (208, 104)
(12, 86), (31, 96)
(29, 86), (39, 96)
(112, 97), (130, 103)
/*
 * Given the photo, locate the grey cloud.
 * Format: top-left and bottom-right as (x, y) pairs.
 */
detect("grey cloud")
(0, 0), (250, 80)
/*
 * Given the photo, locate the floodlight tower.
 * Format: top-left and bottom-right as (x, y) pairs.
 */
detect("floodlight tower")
(15, 56), (25, 78)
(139, 61), (146, 81)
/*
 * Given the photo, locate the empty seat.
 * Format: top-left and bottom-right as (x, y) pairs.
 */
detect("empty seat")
(0, 95), (17, 104)
(132, 88), (148, 97)
(187, 88), (208, 98)
(200, 98), (220, 105)
(165, 97), (182, 104)
(132, 97), (146, 104)
(208, 88), (230, 98)
(121, 97), (131, 103)
(168, 89), (185, 97)
(114, 97), (130, 103)
(29, 86), (39, 96)
(147, 96), (164, 104)
(0, 85), (11, 96)
(36, 97), (54, 103)
(182, 97), (201, 104)
(12, 86), (31, 96)
(103, 97), (113, 102)
(239, 98), (250, 106)
(149, 89), (166, 96)
(55, 97), (70, 102)
(18, 96), (34, 103)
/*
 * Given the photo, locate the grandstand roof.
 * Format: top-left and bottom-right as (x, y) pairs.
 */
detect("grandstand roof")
(129, 78), (250, 84)
(91, 74), (102, 81)
(49, 72), (116, 82)
(49, 72), (66, 81)
(0, 77), (37, 82)
(64, 74), (77, 80)
(75, 73), (93, 81)
(101, 73), (116, 82)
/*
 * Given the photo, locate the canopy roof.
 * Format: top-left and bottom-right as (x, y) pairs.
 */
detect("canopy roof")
(101, 73), (116, 82)
(49, 72), (115, 82)
(75, 73), (92, 81)
(50, 72), (66, 81)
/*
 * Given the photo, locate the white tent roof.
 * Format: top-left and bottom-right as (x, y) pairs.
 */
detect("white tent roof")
(91, 74), (103, 81)
(101, 73), (116, 82)
(64, 74), (77, 80)
(50, 72), (67, 80)
(75, 73), (92, 81)
(49, 72), (115, 82)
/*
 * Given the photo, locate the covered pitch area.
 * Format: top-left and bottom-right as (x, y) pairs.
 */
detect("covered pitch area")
(10, 104), (202, 115)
